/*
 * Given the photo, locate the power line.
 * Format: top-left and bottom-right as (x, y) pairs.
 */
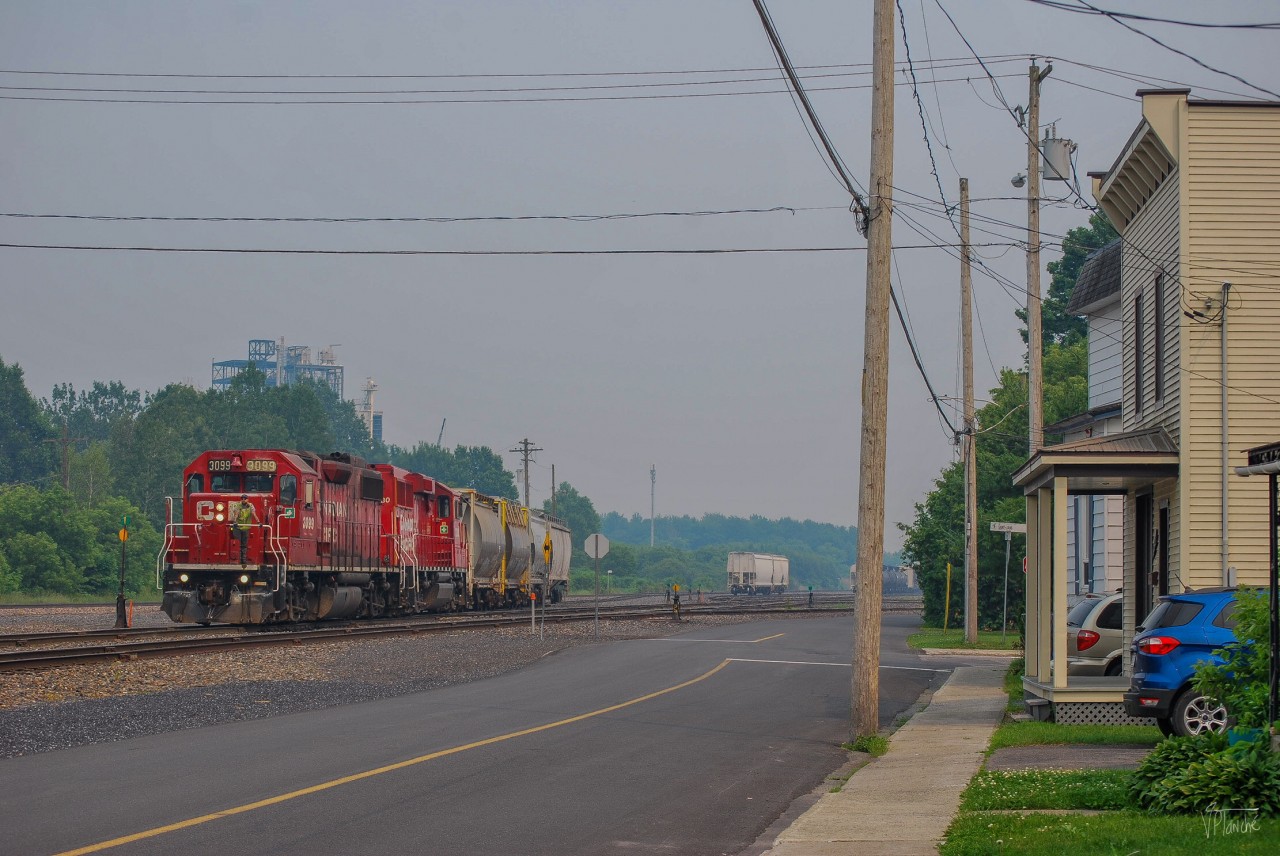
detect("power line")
(1019, 1), (1280, 31)
(0, 71), (1024, 106)
(0, 55), (1027, 81)
(0, 240), (1013, 256)
(751, 0), (870, 227)
(0, 205), (819, 225)
(1064, 0), (1280, 100)
(0, 59), (1007, 97)
(897, 0), (959, 237)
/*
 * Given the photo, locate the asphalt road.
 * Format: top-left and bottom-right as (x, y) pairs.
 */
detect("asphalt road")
(2, 613), (980, 856)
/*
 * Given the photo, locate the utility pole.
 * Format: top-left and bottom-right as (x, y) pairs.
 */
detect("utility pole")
(510, 438), (542, 507)
(44, 421), (86, 492)
(851, 0), (895, 739)
(1027, 61), (1051, 453)
(551, 464), (557, 517)
(961, 178), (978, 645)
(650, 464), (656, 547)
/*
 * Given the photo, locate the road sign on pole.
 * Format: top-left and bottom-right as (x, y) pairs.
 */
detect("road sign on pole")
(585, 534), (609, 639)
(584, 534), (610, 559)
(989, 521), (1027, 534)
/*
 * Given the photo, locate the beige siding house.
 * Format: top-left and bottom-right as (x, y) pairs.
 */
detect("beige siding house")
(1014, 90), (1280, 721)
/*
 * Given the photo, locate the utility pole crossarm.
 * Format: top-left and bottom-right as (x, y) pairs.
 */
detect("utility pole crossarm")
(510, 438), (543, 508)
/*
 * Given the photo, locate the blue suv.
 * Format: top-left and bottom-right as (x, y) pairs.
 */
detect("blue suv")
(1123, 588), (1238, 737)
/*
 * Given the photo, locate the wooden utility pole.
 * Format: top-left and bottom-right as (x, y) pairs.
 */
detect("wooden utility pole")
(1027, 61), (1051, 453)
(961, 179), (978, 644)
(851, 0), (895, 739)
(510, 438), (542, 507)
(650, 464), (656, 547)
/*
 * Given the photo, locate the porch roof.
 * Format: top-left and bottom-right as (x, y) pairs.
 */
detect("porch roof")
(1013, 426), (1179, 495)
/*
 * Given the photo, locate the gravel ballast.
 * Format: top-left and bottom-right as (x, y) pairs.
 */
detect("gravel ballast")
(0, 607), (779, 758)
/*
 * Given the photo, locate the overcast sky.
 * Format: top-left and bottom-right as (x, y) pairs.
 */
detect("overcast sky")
(2, 1), (1275, 548)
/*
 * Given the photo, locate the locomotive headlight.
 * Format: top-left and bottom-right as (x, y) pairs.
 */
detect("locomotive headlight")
(179, 573), (189, 583)
(215, 513), (225, 522)
(239, 574), (250, 584)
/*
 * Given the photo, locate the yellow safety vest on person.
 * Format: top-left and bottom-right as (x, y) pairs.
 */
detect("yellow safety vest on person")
(234, 500), (255, 531)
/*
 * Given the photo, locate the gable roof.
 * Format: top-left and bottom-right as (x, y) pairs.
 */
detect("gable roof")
(1065, 239), (1122, 316)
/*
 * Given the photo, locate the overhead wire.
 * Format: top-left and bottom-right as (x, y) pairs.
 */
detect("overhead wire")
(1062, 0), (1280, 100)
(1018, 0), (1280, 31)
(896, 0), (959, 238)
(750, 0), (870, 227)
(0, 240), (1015, 255)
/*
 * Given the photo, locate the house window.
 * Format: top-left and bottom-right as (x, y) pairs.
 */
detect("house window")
(1133, 291), (1145, 413)
(1153, 272), (1165, 402)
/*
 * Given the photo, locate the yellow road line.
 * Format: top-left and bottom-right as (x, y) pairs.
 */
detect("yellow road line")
(53, 659), (732, 856)
(753, 633), (785, 643)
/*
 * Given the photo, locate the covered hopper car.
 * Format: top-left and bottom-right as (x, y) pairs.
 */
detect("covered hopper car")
(727, 551), (789, 595)
(158, 449), (570, 625)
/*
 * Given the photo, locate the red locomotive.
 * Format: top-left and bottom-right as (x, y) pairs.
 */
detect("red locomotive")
(158, 449), (571, 625)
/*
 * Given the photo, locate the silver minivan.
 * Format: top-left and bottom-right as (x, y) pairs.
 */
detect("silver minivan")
(1066, 592), (1124, 676)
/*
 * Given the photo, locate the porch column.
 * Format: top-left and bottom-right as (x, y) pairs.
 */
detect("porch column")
(1024, 491), (1041, 681)
(1052, 476), (1069, 689)
(1036, 486), (1052, 682)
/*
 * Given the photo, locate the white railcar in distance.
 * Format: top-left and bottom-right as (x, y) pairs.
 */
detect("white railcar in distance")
(727, 551), (789, 595)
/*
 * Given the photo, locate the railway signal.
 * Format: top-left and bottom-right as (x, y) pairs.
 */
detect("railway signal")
(115, 519), (130, 629)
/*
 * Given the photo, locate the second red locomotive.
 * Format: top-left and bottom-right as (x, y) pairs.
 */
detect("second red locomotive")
(158, 449), (571, 625)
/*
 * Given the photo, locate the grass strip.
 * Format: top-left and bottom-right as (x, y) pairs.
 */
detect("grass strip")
(989, 721), (1163, 751)
(941, 811), (1280, 855)
(960, 769), (1130, 811)
(906, 626), (1021, 650)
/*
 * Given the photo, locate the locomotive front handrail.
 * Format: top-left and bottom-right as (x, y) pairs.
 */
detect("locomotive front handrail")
(157, 516), (287, 592)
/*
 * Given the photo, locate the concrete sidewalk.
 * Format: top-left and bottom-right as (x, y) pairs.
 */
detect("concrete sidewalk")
(763, 665), (1007, 856)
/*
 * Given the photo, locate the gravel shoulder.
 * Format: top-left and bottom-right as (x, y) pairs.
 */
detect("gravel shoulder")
(0, 607), (792, 758)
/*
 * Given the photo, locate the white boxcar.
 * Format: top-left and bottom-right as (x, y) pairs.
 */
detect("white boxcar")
(727, 552), (789, 595)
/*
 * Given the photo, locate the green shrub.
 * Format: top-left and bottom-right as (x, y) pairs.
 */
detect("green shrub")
(1130, 731), (1228, 804)
(1132, 736), (1280, 816)
(1194, 587), (1271, 730)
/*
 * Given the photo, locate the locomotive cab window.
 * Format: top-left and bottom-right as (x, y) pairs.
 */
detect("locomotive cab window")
(438, 495), (451, 519)
(211, 474), (241, 493)
(185, 474), (204, 497)
(279, 475), (298, 504)
(245, 473), (274, 493)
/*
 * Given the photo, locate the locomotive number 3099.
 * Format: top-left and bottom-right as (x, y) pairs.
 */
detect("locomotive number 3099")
(208, 458), (277, 472)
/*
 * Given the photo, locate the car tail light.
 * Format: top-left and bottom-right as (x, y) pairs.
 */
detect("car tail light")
(1138, 636), (1181, 656)
(1076, 629), (1100, 651)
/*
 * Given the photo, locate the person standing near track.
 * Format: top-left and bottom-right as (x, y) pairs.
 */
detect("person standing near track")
(231, 494), (258, 566)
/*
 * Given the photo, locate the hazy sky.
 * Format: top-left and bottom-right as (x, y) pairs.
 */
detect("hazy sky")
(2, 2), (1274, 548)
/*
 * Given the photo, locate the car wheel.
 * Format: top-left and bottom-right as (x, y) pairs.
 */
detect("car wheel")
(1155, 717), (1175, 737)
(1104, 659), (1123, 677)
(1171, 690), (1229, 737)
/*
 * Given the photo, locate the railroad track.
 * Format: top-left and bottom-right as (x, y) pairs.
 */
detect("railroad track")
(0, 593), (919, 672)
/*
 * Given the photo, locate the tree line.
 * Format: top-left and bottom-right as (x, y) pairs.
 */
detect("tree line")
(1, 362), (857, 598)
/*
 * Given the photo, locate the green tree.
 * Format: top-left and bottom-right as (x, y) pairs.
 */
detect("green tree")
(450, 446), (518, 499)
(44, 380), (143, 443)
(0, 548), (16, 595)
(68, 442), (115, 508)
(0, 357), (57, 486)
(110, 383), (212, 525)
(1017, 211), (1118, 347)
(546, 481), (601, 571)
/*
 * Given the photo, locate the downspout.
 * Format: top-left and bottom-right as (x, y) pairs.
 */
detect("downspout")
(1221, 281), (1232, 585)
